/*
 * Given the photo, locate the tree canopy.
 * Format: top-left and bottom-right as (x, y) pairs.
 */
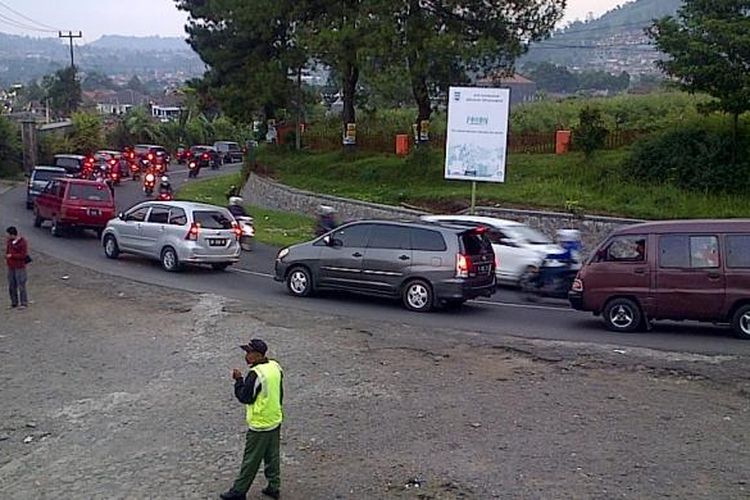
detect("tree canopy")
(649, 0), (750, 128)
(43, 67), (81, 118)
(176, 0), (565, 146)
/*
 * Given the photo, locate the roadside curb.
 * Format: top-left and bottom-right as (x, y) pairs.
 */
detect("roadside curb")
(0, 180), (20, 195)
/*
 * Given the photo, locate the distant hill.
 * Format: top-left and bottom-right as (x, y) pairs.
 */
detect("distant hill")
(89, 35), (190, 52)
(522, 0), (683, 73)
(0, 31), (203, 87)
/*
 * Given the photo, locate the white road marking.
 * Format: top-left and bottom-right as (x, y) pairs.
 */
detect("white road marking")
(230, 268), (275, 278)
(228, 268), (573, 312)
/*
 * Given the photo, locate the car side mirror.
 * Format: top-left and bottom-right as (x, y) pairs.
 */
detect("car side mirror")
(322, 235), (332, 246)
(118, 212), (124, 220)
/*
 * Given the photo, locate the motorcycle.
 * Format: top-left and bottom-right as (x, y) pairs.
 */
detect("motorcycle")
(235, 216), (255, 251)
(143, 173), (156, 197)
(129, 162), (141, 180)
(520, 261), (579, 300)
(188, 159), (200, 178)
(158, 191), (173, 201)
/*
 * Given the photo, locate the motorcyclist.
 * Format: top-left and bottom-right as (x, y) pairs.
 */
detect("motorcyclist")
(159, 175), (173, 197)
(533, 229), (582, 293)
(228, 196), (248, 218)
(226, 184), (241, 201)
(315, 205), (338, 236)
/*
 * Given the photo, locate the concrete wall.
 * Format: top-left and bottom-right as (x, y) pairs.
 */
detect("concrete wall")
(242, 172), (642, 251)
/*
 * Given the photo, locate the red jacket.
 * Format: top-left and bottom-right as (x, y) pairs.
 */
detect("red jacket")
(6, 237), (28, 270)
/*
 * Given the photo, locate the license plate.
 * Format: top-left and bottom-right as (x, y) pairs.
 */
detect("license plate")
(477, 264), (490, 274)
(88, 209), (100, 216)
(208, 239), (227, 247)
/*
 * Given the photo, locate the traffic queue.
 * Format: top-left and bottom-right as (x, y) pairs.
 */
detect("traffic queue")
(18, 147), (750, 340)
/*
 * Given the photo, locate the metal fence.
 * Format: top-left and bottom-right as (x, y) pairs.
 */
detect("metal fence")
(303, 129), (646, 155)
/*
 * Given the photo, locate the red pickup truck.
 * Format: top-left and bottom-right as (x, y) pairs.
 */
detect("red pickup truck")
(33, 178), (115, 238)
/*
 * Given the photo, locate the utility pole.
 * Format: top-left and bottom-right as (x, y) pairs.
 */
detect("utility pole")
(58, 31), (82, 68)
(296, 66), (302, 151)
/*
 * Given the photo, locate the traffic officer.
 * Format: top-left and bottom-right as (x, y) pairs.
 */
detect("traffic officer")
(221, 339), (284, 500)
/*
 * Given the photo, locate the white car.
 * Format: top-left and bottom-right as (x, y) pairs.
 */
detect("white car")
(421, 215), (563, 284)
(102, 201), (241, 272)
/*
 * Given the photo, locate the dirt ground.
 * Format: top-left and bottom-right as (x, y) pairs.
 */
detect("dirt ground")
(1, 256), (749, 499)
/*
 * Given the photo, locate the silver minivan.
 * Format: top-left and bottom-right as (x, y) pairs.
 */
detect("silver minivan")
(101, 201), (241, 271)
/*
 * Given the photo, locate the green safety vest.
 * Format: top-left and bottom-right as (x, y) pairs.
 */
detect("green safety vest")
(246, 360), (283, 431)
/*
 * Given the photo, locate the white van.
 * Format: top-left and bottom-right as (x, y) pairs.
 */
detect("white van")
(421, 215), (563, 284)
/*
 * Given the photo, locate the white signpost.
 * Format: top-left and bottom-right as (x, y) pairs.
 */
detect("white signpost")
(444, 86), (511, 214)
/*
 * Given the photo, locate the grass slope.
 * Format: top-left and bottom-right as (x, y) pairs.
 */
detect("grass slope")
(176, 173), (314, 247)
(257, 148), (749, 220)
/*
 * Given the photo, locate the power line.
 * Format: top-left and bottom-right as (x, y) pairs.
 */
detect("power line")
(0, 11), (56, 33)
(0, 1), (60, 31)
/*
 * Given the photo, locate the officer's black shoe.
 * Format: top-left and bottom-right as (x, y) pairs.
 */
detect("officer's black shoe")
(262, 487), (280, 499)
(219, 489), (246, 500)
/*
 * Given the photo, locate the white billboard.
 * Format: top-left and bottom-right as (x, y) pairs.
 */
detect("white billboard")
(444, 86), (511, 183)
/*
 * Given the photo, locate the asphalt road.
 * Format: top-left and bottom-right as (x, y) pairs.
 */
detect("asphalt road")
(2, 163), (749, 356)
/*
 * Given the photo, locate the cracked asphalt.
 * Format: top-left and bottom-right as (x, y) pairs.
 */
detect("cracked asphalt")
(1, 255), (749, 499)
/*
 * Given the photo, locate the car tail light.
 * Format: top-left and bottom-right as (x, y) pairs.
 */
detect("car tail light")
(232, 223), (242, 240)
(456, 253), (471, 278)
(148, 153), (154, 161)
(186, 222), (200, 241)
(572, 278), (584, 292)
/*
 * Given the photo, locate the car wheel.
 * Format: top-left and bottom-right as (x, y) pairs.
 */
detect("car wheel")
(731, 304), (750, 340)
(103, 234), (120, 259)
(402, 279), (433, 312)
(603, 298), (643, 333)
(33, 211), (43, 228)
(161, 246), (181, 272)
(211, 263), (230, 271)
(50, 218), (64, 237)
(286, 266), (313, 297)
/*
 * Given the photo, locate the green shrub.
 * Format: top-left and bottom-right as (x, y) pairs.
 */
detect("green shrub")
(574, 107), (608, 158)
(0, 116), (22, 177)
(625, 126), (749, 193)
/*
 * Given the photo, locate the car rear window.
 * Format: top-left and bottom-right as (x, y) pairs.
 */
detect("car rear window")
(460, 231), (492, 255)
(55, 158), (81, 170)
(33, 170), (63, 182)
(727, 235), (750, 268)
(193, 210), (233, 229)
(67, 183), (112, 202)
(226, 143), (239, 150)
(411, 228), (447, 252)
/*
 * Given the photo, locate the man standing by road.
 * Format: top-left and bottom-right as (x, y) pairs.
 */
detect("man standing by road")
(221, 339), (284, 500)
(5, 226), (29, 309)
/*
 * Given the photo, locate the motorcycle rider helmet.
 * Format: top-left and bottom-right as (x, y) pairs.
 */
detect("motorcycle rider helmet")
(160, 176), (170, 184)
(229, 196), (244, 206)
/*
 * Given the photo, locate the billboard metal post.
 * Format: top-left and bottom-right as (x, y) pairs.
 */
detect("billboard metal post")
(470, 181), (477, 215)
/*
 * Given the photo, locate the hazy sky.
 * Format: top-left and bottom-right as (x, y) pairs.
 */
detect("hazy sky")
(0, 0), (626, 42)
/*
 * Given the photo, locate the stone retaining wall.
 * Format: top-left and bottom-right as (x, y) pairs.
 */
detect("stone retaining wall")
(242, 172), (642, 251)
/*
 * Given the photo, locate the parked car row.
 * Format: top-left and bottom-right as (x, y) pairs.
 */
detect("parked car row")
(176, 141), (244, 166)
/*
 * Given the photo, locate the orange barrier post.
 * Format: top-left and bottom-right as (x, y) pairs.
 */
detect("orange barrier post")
(555, 130), (572, 155)
(395, 134), (410, 156)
